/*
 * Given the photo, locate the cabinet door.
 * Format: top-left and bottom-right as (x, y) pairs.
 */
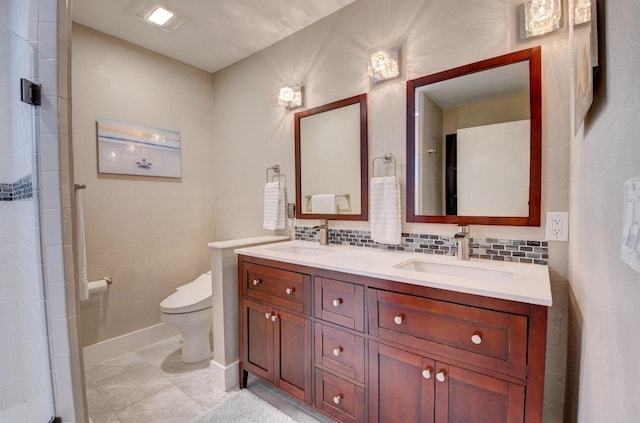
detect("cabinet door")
(274, 308), (313, 403)
(242, 299), (274, 382)
(369, 342), (435, 423)
(434, 363), (525, 423)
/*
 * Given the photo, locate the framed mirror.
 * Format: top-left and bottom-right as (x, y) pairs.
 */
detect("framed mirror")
(406, 47), (541, 226)
(295, 94), (368, 221)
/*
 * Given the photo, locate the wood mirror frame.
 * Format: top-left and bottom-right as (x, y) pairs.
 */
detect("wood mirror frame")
(295, 94), (368, 221)
(406, 47), (542, 226)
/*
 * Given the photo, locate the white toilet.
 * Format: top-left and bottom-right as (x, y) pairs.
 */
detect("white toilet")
(160, 271), (213, 363)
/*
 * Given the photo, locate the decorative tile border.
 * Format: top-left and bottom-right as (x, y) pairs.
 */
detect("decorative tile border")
(0, 174), (33, 201)
(0, 183), (12, 201)
(295, 226), (548, 265)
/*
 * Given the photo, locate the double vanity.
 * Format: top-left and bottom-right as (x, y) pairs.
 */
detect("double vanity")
(234, 44), (549, 422)
(235, 240), (551, 423)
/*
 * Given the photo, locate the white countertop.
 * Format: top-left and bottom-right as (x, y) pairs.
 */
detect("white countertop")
(235, 240), (552, 306)
(208, 235), (290, 250)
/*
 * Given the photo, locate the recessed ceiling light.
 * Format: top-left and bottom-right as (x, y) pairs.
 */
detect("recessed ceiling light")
(130, 1), (187, 32)
(147, 6), (174, 26)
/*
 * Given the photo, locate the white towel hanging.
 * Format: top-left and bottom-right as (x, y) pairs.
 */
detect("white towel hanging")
(76, 189), (89, 301)
(263, 182), (286, 230)
(311, 194), (338, 214)
(370, 176), (401, 245)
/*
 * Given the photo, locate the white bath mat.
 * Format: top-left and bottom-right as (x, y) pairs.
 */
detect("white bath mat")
(188, 389), (298, 423)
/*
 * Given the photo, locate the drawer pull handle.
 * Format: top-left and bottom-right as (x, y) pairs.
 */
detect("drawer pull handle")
(333, 394), (343, 405)
(393, 314), (404, 325)
(285, 287), (295, 295)
(422, 368), (432, 379)
(252, 279), (262, 286)
(471, 332), (482, 345)
(332, 298), (343, 307)
(271, 314), (278, 322)
(264, 312), (272, 320)
(333, 346), (344, 357)
(436, 370), (447, 383)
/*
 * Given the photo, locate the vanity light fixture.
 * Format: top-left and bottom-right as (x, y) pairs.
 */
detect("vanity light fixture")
(573, 0), (591, 25)
(368, 48), (400, 82)
(277, 84), (303, 110)
(522, 0), (562, 37)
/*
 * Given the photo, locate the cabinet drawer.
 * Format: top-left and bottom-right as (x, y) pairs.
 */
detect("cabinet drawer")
(369, 289), (527, 378)
(314, 323), (365, 383)
(315, 369), (365, 423)
(243, 263), (310, 314)
(314, 277), (365, 331)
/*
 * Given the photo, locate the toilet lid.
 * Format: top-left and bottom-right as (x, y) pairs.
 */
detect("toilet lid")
(160, 271), (212, 314)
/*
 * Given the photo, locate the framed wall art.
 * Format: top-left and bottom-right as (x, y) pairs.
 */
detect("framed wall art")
(97, 119), (182, 178)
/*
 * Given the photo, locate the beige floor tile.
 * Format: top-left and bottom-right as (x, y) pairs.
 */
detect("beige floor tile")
(115, 385), (207, 423)
(86, 385), (122, 423)
(84, 337), (328, 423)
(88, 355), (173, 411)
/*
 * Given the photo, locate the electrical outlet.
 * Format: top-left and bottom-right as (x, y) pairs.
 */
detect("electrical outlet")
(545, 212), (569, 241)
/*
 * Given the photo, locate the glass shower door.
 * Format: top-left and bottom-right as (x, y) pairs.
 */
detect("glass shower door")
(0, 25), (55, 423)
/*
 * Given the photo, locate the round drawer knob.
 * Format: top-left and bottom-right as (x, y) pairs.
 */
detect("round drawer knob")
(333, 394), (343, 405)
(285, 287), (295, 295)
(471, 332), (482, 345)
(264, 312), (272, 320)
(436, 370), (447, 383)
(422, 368), (432, 379)
(252, 279), (262, 286)
(333, 346), (344, 357)
(332, 298), (343, 307)
(394, 315), (404, 325)
(271, 314), (278, 322)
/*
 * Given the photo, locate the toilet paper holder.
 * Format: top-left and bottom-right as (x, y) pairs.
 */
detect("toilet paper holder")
(87, 277), (113, 296)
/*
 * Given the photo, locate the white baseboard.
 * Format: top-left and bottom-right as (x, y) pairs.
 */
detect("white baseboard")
(210, 359), (239, 392)
(82, 323), (178, 368)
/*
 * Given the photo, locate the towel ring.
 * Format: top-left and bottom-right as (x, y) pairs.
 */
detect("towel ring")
(372, 153), (396, 177)
(266, 165), (282, 187)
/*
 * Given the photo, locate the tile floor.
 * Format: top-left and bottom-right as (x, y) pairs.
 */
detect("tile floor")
(85, 336), (333, 423)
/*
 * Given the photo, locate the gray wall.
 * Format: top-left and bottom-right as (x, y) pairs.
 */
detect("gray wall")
(567, 0), (640, 421)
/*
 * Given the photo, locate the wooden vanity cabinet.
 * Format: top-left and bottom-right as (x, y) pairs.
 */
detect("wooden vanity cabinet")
(369, 342), (525, 423)
(239, 261), (312, 403)
(238, 255), (548, 423)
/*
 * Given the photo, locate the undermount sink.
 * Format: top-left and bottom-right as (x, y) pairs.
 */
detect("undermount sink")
(394, 258), (514, 282)
(269, 245), (334, 256)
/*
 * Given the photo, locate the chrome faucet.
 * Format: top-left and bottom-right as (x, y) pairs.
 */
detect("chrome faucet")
(454, 225), (470, 261)
(313, 219), (329, 246)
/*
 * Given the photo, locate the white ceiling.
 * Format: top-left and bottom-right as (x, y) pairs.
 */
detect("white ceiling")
(72, 0), (357, 73)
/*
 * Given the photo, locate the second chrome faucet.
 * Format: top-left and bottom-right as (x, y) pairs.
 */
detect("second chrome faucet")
(454, 225), (470, 260)
(313, 219), (329, 246)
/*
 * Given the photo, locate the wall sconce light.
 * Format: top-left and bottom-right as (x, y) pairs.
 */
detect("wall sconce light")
(573, 0), (591, 25)
(520, 0), (562, 38)
(368, 48), (400, 82)
(277, 84), (303, 110)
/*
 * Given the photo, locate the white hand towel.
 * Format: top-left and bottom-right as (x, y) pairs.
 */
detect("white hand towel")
(263, 182), (286, 230)
(370, 176), (402, 245)
(311, 194), (337, 214)
(76, 190), (89, 301)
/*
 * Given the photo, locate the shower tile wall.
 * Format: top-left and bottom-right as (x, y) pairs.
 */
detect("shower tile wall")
(0, 0), (81, 422)
(0, 13), (52, 421)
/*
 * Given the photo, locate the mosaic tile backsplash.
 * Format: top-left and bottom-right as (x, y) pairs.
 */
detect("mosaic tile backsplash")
(295, 226), (548, 265)
(0, 174), (33, 200)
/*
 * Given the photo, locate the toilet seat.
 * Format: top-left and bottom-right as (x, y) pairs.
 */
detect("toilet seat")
(160, 271), (212, 314)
